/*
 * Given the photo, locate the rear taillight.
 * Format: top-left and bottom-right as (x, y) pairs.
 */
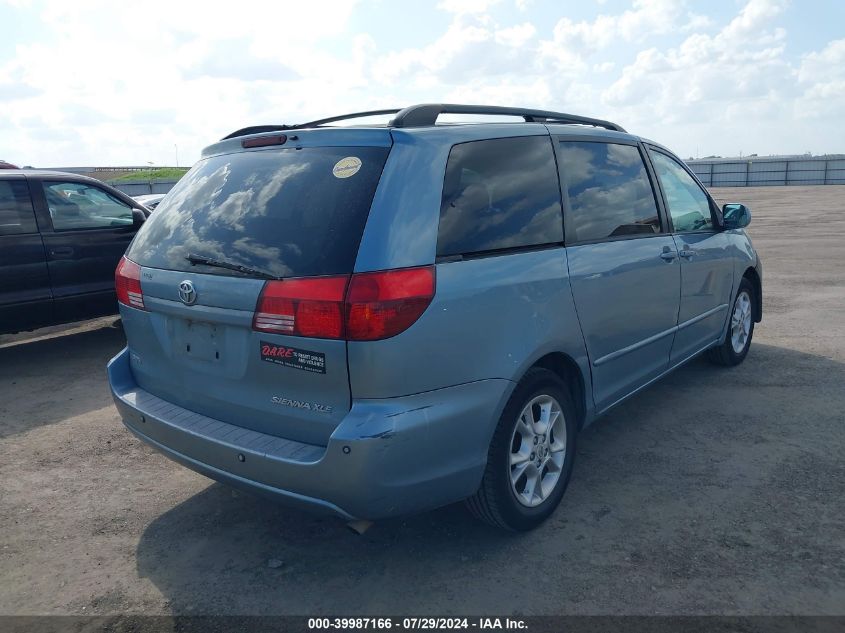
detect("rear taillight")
(115, 256), (145, 310)
(345, 267), (435, 341)
(252, 266), (435, 341)
(253, 275), (348, 339)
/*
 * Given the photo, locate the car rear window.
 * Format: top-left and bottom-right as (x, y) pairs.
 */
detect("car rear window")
(127, 146), (390, 278)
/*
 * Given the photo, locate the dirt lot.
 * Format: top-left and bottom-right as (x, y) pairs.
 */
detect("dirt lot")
(1, 186), (843, 616)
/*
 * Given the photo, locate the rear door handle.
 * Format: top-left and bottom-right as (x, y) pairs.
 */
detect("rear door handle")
(679, 249), (696, 260)
(50, 246), (74, 258)
(660, 249), (677, 262)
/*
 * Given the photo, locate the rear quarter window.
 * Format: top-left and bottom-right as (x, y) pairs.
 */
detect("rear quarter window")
(436, 136), (563, 257)
(128, 146), (390, 278)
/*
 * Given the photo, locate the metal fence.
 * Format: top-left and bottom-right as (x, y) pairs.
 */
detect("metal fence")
(687, 156), (845, 187)
(110, 180), (180, 196)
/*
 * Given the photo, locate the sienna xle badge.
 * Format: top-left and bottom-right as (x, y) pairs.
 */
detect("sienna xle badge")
(109, 104), (762, 531)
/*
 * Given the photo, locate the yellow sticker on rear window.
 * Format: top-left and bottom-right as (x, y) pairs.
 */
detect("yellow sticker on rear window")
(332, 156), (362, 178)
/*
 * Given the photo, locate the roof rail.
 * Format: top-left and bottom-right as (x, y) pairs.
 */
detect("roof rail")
(220, 110), (401, 140)
(389, 103), (625, 132)
(221, 104), (625, 140)
(296, 109), (401, 129)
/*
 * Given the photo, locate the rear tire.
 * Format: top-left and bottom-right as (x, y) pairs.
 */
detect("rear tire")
(707, 278), (755, 366)
(466, 368), (577, 531)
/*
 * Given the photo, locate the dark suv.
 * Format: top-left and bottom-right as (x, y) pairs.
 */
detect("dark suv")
(108, 104), (761, 530)
(0, 170), (148, 334)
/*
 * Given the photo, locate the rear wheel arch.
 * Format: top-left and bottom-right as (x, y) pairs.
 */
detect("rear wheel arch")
(742, 266), (762, 322)
(531, 352), (586, 430)
(467, 365), (578, 530)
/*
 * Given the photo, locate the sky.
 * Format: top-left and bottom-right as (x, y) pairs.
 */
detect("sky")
(1, 0), (843, 167)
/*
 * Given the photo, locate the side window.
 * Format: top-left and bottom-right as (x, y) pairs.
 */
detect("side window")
(437, 136), (563, 257)
(44, 181), (133, 231)
(649, 151), (714, 232)
(0, 179), (38, 236)
(558, 141), (661, 243)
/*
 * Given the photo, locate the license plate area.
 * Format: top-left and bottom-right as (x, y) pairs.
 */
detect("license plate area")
(174, 320), (221, 362)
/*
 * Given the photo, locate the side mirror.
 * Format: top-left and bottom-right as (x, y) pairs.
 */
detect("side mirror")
(132, 208), (147, 228)
(722, 203), (751, 230)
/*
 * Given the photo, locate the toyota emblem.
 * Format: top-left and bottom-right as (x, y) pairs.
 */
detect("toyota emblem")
(178, 280), (197, 306)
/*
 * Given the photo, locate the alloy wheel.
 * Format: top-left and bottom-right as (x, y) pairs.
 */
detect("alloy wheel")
(508, 395), (567, 508)
(731, 290), (753, 354)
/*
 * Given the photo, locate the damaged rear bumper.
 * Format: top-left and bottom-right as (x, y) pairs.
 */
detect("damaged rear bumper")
(108, 347), (512, 520)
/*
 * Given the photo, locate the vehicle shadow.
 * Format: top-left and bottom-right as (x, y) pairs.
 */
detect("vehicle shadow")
(135, 342), (845, 615)
(0, 319), (125, 438)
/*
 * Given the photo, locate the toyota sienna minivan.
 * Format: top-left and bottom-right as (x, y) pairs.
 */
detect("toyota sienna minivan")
(108, 104), (762, 531)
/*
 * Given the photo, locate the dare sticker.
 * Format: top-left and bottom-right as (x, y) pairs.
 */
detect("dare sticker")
(260, 341), (326, 374)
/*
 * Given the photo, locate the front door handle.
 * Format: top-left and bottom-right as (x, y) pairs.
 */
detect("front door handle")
(50, 246), (74, 258)
(660, 248), (677, 262)
(679, 248), (696, 260)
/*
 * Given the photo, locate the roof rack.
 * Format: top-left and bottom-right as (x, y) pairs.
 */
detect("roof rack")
(297, 109), (401, 129)
(389, 104), (625, 132)
(221, 124), (292, 140)
(220, 110), (402, 140)
(220, 103), (624, 140)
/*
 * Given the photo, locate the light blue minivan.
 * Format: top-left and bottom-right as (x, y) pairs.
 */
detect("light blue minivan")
(108, 104), (762, 531)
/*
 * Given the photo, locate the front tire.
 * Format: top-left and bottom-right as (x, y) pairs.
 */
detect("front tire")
(707, 278), (755, 366)
(466, 368), (577, 531)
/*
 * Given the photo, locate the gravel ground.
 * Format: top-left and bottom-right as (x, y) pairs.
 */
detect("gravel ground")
(0, 186), (843, 616)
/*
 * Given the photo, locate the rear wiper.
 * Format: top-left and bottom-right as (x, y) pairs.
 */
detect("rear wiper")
(185, 254), (279, 280)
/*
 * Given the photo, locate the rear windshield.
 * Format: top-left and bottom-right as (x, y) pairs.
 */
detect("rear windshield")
(127, 146), (390, 278)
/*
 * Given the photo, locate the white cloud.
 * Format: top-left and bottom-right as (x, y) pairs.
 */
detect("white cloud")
(436, 0), (503, 14)
(0, 0), (366, 165)
(543, 0), (686, 56)
(494, 22), (536, 47)
(0, 0), (842, 166)
(720, 0), (789, 39)
(373, 14), (542, 86)
(798, 38), (845, 84)
(182, 39), (300, 82)
(682, 14), (714, 31)
(796, 39), (845, 119)
(601, 0), (792, 128)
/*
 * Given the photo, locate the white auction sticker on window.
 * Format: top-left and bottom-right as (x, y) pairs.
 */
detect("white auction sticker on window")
(332, 156), (362, 178)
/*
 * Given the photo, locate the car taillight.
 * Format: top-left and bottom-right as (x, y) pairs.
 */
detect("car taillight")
(345, 266), (435, 341)
(252, 266), (435, 341)
(115, 256), (145, 310)
(253, 275), (349, 339)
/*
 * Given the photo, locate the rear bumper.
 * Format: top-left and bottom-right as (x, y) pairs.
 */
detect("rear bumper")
(108, 347), (512, 520)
